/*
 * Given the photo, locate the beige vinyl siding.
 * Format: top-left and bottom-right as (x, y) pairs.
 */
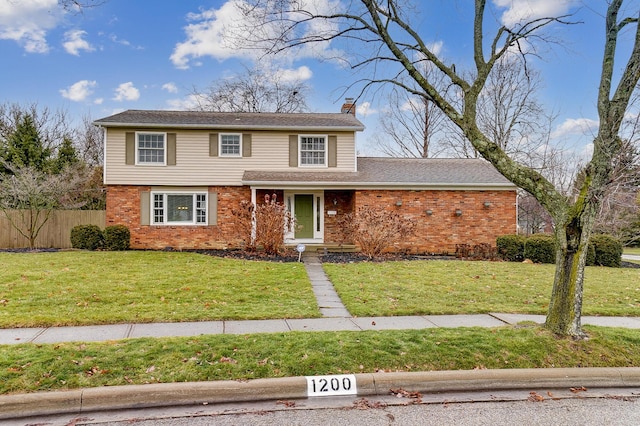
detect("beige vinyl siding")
(105, 129), (357, 185)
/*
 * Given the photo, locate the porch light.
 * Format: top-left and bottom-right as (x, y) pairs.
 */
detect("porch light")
(425, 209), (433, 215)
(484, 201), (491, 208)
(455, 209), (463, 216)
(395, 200), (403, 206)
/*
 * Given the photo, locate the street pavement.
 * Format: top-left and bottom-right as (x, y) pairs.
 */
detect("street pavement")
(1, 253), (640, 422)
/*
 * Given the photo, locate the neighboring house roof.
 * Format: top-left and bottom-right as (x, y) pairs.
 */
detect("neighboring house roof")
(93, 109), (365, 132)
(243, 157), (516, 190)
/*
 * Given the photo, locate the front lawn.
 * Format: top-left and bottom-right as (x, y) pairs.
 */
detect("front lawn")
(323, 260), (640, 317)
(0, 251), (319, 327)
(1, 326), (639, 394)
(624, 247), (640, 256)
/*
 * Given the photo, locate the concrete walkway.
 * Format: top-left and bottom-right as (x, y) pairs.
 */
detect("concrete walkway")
(302, 254), (351, 317)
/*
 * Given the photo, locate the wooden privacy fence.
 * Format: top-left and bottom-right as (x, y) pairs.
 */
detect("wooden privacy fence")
(0, 210), (106, 249)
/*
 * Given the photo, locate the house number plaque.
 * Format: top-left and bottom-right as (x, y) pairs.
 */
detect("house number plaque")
(306, 374), (357, 397)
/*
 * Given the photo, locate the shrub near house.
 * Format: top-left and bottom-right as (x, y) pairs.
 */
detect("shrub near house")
(71, 224), (130, 251)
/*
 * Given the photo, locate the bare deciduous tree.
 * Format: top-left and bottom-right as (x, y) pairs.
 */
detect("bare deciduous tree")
(191, 65), (310, 113)
(0, 162), (90, 249)
(374, 63), (451, 158)
(233, 0), (640, 337)
(75, 113), (104, 166)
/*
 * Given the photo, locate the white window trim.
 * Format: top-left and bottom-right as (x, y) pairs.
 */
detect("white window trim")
(219, 133), (243, 157)
(151, 191), (208, 226)
(136, 131), (167, 166)
(283, 190), (324, 242)
(298, 134), (328, 168)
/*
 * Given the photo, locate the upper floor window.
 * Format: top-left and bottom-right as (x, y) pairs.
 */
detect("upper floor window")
(137, 132), (165, 165)
(220, 133), (242, 157)
(300, 135), (326, 167)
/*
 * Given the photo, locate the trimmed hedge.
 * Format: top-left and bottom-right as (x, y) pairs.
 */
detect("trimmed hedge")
(524, 234), (556, 264)
(589, 234), (623, 267)
(497, 233), (622, 267)
(104, 225), (130, 251)
(496, 234), (526, 262)
(70, 224), (104, 250)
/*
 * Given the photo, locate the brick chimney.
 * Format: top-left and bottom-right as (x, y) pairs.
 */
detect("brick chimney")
(341, 97), (356, 115)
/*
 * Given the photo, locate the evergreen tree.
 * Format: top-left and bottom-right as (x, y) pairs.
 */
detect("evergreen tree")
(51, 137), (79, 174)
(1, 115), (51, 173)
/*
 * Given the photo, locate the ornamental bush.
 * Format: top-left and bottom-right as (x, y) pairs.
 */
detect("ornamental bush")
(589, 234), (623, 267)
(70, 224), (104, 250)
(337, 206), (416, 259)
(523, 234), (556, 264)
(104, 225), (130, 251)
(496, 234), (526, 262)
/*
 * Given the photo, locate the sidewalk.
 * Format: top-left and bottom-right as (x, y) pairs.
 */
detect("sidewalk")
(3, 313), (640, 345)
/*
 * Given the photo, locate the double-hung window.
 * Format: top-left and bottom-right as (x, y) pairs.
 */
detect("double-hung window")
(152, 192), (207, 225)
(220, 133), (242, 157)
(299, 135), (326, 166)
(137, 132), (165, 165)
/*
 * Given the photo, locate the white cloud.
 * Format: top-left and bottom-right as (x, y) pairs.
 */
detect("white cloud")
(551, 118), (599, 139)
(357, 101), (377, 117)
(493, 0), (576, 27)
(162, 82), (179, 93)
(166, 94), (204, 110)
(113, 82), (140, 102)
(94, 98), (104, 105)
(60, 80), (97, 102)
(277, 66), (313, 82)
(428, 41), (444, 56)
(171, 1), (251, 69)
(0, 0), (63, 53)
(63, 30), (94, 56)
(171, 0), (342, 69)
(109, 33), (143, 50)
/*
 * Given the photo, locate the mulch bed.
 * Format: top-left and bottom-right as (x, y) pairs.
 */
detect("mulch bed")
(1, 247), (639, 269)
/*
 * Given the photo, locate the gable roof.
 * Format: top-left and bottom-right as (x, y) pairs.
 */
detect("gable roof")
(243, 157), (516, 190)
(93, 109), (365, 132)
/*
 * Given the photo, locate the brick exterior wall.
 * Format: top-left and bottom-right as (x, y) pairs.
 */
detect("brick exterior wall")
(107, 185), (516, 253)
(106, 185), (250, 250)
(324, 190), (355, 244)
(350, 189), (517, 254)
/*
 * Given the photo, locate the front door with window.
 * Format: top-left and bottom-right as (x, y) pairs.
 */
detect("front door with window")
(294, 194), (314, 239)
(284, 191), (324, 242)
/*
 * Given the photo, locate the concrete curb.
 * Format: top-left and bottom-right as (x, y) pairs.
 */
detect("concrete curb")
(2, 367), (640, 420)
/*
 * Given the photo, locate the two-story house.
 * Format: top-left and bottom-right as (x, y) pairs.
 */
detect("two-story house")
(94, 104), (517, 253)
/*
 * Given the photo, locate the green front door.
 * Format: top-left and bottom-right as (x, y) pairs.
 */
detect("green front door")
(294, 194), (314, 239)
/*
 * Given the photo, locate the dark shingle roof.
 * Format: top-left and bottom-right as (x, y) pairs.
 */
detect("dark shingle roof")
(243, 158), (515, 188)
(93, 109), (365, 131)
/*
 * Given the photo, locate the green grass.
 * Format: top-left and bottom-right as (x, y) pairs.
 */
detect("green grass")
(624, 247), (640, 256)
(323, 260), (640, 317)
(1, 326), (639, 395)
(0, 251), (319, 327)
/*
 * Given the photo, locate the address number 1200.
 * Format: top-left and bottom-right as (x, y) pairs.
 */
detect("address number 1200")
(306, 374), (357, 397)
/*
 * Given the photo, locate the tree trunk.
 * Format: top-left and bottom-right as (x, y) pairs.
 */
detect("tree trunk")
(545, 188), (599, 337)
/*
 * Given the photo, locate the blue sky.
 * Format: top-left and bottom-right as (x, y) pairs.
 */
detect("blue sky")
(0, 0), (636, 155)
